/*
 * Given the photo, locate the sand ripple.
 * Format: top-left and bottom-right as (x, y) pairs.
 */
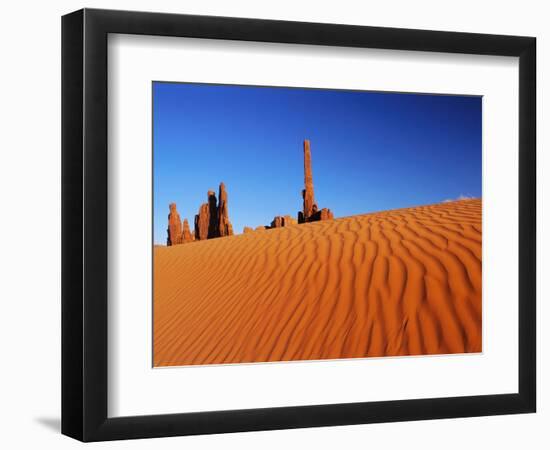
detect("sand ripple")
(154, 199), (482, 366)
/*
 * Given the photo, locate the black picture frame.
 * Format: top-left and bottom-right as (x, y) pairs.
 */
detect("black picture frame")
(61, 8), (536, 442)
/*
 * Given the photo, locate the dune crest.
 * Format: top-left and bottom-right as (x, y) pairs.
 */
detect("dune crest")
(154, 199), (482, 367)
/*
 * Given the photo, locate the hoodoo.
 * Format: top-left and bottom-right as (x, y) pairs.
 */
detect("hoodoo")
(301, 139), (316, 221)
(182, 218), (193, 243)
(182, 182), (234, 242)
(167, 203), (193, 245)
(217, 182), (233, 237)
(167, 203), (183, 246)
(207, 191), (218, 239)
(298, 140), (333, 223)
(194, 201), (211, 241)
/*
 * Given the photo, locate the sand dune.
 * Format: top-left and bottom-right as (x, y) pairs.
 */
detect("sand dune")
(153, 199), (482, 367)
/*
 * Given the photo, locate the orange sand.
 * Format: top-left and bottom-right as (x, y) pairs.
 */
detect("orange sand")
(154, 199), (481, 367)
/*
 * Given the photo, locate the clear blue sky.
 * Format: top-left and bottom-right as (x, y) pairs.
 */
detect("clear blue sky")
(153, 82), (481, 244)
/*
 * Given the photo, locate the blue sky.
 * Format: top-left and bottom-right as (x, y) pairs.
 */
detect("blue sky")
(153, 82), (481, 244)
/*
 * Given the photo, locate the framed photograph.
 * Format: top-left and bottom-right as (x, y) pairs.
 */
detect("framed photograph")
(61, 8), (536, 441)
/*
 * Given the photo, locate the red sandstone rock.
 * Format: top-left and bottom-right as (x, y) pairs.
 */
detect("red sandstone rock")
(167, 203), (183, 246)
(301, 139), (318, 223)
(307, 207), (334, 222)
(182, 218), (193, 243)
(319, 208), (334, 221)
(271, 216), (284, 228)
(284, 215), (297, 226)
(207, 191), (218, 238)
(297, 140), (334, 224)
(243, 226), (253, 234)
(217, 182), (233, 237)
(192, 184), (235, 241)
(194, 202), (210, 241)
(271, 214), (298, 228)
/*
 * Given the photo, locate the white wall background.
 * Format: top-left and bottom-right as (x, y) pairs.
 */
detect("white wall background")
(0, 0), (546, 448)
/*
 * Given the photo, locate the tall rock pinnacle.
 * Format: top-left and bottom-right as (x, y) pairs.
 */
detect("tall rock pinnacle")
(167, 203), (183, 246)
(301, 139), (318, 222)
(207, 190), (218, 238)
(182, 218), (193, 243)
(194, 203), (210, 241)
(298, 139), (334, 224)
(217, 182), (233, 237)
(194, 185), (234, 240)
(169, 182), (234, 244)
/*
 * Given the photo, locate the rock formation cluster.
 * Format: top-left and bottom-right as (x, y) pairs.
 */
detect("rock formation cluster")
(243, 140), (332, 233)
(166, 203), (194, 246)
(270, 215), (297, 228)
(193, 186), (234, 241)
(167, 139), (333, 244)
(166, 182), (233, 246)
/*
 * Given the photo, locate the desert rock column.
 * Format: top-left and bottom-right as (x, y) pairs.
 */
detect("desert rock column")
(298, 139), (334, 223)
(182, 218), (193, 243)
(194, 202), (211, 241)
(167, 203), (184, 246)
(207, 191), (218, 238)
(194, 185), (233, 240)
(299, 139), (319, 223)
(217, 182), (233, 236)
(302, 139), (318, 221)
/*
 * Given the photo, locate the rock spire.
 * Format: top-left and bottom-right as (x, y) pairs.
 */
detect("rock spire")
(207, 190), (218, 239)
(192, 182), (233, 241)
(167, 203), (194, 245)
(298, 140), (333, 223)
(194, 202), (211, 241)
(167, 203), (183, 246)
(301, 139), (318, 222)
(218, 182), (233, 237)
(182, 218), (193, 243)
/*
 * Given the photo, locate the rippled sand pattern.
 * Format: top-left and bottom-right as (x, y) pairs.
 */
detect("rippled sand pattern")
(154, 199), (482, 366)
